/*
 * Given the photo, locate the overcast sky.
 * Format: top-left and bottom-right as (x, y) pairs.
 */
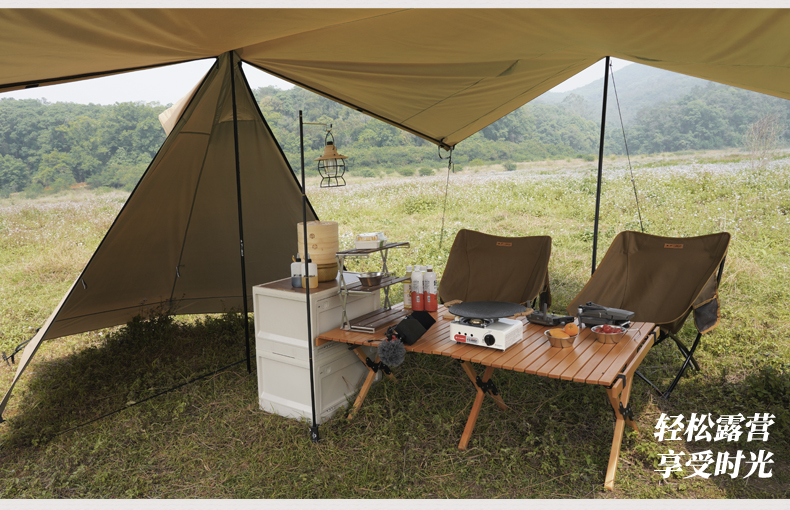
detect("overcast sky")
(0, 57), (633, 107)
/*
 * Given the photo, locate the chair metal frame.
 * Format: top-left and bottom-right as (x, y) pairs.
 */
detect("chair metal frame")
(635, 256), (727, 399)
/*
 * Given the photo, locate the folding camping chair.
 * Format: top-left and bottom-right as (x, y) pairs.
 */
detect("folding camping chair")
(438, 229), (552, 308)
(567, 231), (730, 399)
(437, 229), (553, 439)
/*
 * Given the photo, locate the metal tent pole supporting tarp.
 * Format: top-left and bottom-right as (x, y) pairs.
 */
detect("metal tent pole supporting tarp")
(592, 56), (611, 276)
(229, 52), (252, 374)
(299, 110), (320, 443)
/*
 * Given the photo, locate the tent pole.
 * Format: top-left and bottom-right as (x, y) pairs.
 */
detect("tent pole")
(592, 56), (610, 276)
(300, 110), (321, 444)
(229, 53), (252, 374)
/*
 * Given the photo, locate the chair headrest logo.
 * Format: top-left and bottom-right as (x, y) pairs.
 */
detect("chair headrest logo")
(664, 243), (684, 249)
(496, 242), (512, 247)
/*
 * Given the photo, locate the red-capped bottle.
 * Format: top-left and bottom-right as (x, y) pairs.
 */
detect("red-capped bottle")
(424, 265), (437, 312)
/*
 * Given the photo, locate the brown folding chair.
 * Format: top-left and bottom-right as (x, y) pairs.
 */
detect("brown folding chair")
(567, 231), (730, 398)
(439, 229), (552, 307)
(437, 229), (552, 448)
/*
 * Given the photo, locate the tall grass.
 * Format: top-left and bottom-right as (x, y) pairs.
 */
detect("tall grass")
(0, 151), (788, 498)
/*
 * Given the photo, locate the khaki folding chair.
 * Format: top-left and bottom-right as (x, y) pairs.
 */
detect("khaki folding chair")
(437, 229), (552, 447)
(567, 231), (730, 398)
(439, 229), (552, 307)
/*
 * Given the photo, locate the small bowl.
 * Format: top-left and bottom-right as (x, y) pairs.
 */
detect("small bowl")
(591, 324), (628, 344)
(544, 329), (577, 349)
(358, 271), (383, 287)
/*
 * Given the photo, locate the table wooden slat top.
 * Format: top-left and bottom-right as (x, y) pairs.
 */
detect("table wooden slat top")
(317, 304), (656, 387)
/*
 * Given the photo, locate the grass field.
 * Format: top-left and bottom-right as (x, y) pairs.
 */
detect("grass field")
(0, 150), (788, 499)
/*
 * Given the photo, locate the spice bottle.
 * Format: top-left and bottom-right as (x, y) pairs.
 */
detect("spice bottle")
(403, 265), (413, 310)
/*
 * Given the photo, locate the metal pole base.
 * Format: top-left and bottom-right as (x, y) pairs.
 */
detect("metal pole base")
(310, 425), (321, 443)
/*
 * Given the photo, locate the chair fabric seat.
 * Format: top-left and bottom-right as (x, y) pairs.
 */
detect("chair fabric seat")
(567, 231), (730, 334)
(438, 229), (552, 306)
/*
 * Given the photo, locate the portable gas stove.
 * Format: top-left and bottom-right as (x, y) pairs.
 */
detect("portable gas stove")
(448, 301), (526, 351)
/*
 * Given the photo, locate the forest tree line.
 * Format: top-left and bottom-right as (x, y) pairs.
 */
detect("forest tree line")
(1, 80), (789, 196)
(0, 100), (165, 196)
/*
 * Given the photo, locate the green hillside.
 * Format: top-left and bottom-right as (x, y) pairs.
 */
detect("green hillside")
(537, 62), (715, 125)
(605, 82), (790, 155)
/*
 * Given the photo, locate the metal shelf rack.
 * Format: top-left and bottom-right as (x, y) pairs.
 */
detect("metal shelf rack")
(336, 242), (410, 332)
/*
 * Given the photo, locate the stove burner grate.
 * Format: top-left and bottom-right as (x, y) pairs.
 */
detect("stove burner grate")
(458, 316), (495, 327)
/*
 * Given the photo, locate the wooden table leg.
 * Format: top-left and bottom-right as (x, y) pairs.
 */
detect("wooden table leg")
(459, 381), (486, 450)
(461, 362), (508, 411)
(602, 330), (655, 490)
(347, 348), (393, 420)
(351, 346), (396, 382)
(606, 380), (638, 433)
(460, 360), (479, 385)
(605, 412), (626, 491)
(604, 374), (637, 490)
(458, 363), (507, 450)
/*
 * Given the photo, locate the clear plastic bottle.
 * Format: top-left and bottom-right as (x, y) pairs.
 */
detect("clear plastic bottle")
(291, 255), (303, 288)
(424, 265), (437, 312)
(403, 265), (413, 310)
(410, 265), (424, 311)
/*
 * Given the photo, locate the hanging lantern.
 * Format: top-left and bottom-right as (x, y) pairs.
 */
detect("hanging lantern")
(314, 130), (348, 188)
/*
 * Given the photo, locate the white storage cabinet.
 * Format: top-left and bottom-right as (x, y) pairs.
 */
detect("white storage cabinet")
(253, 274), (380, 424)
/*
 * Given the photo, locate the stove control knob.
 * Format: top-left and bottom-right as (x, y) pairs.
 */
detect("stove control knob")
(484, 334), (495, 346)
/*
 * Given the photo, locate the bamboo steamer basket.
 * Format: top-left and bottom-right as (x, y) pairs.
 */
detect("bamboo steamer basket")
(297, 220), (339, 266)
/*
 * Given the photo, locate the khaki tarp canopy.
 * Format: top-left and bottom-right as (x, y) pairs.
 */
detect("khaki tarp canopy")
(2, 9), (790, 149)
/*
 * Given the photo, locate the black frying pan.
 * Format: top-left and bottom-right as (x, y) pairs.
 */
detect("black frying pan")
(447, 301), (526, 319)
